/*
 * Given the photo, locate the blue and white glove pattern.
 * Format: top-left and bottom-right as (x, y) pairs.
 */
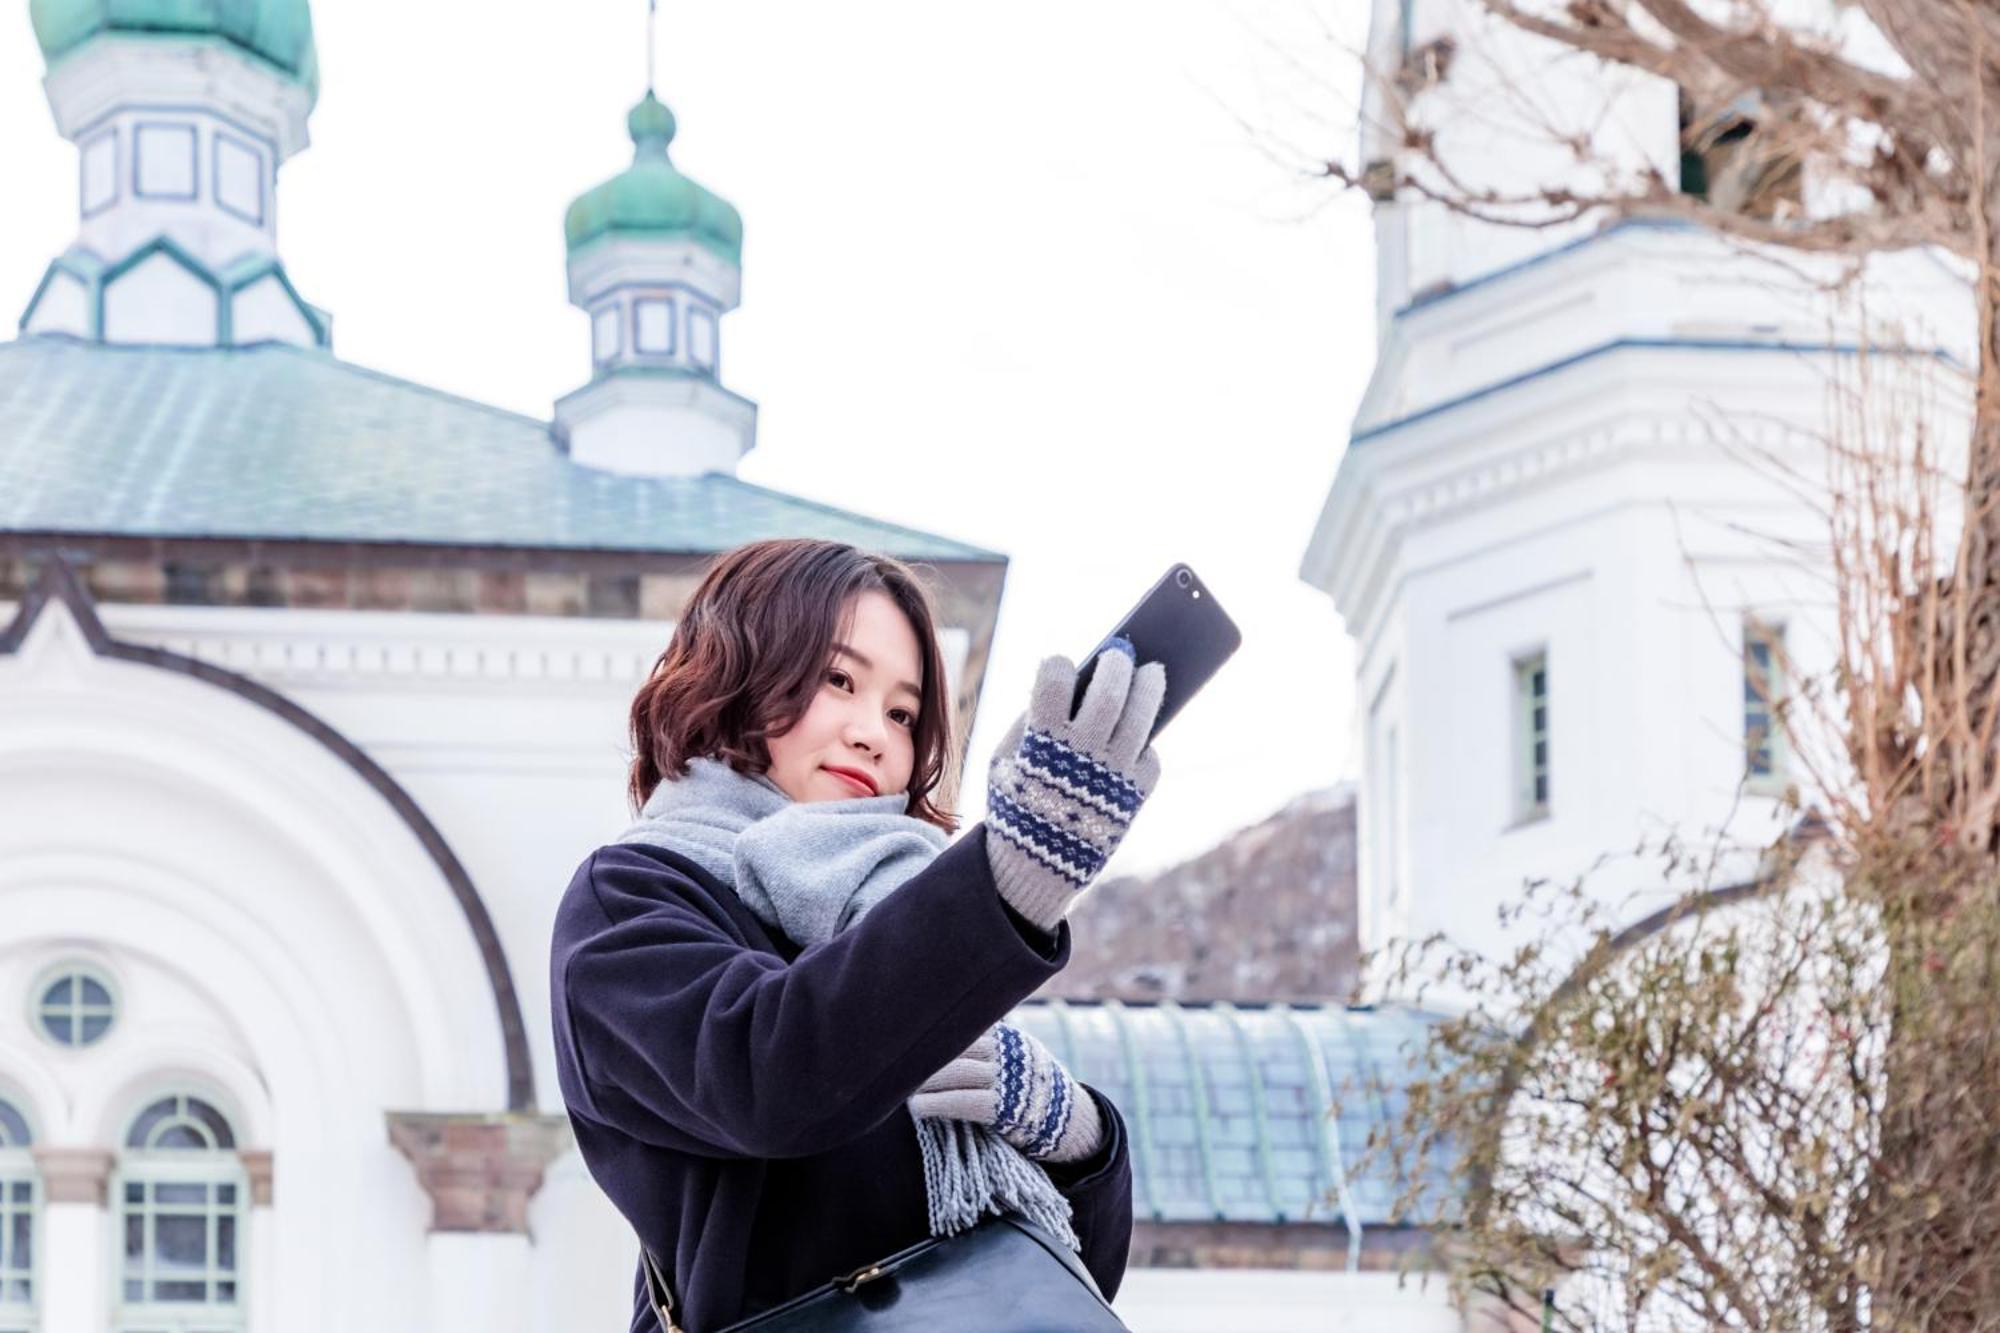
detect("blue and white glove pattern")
(909, 1022), (1105, 1163)
(985, 642), (1165, 933)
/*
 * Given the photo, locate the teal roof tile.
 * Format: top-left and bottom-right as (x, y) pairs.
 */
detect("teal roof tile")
(1009, 999), (1449, 1232)
(0, 338), (1002, 562)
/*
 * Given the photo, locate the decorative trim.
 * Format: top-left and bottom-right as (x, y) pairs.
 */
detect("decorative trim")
(590, 302), (622, 364)
(632, 295), (677, 356)
(688, 305), (719, 374)
(588, 279), (726, 307)
(222, 259), (327, 347)
(132, 121), (198, 202)
(1351, 338), (1958, 445)
(237, 1149), (274, 1207)
(385, 1112), (572, 1234)
(75, 103), (279, 173)
(30, 1147), (116, 1205)
(96, 235), (226, 344)
(101, 614), (664, 689)
(79, 126), (119, 219)
(1393, 218), (1693, 320)
(212, 131), (265, 227)
(18, 257), (102, 338)
(0, 557), (537, 1112)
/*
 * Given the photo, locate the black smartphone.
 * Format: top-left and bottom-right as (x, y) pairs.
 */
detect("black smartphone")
(1069, 563), (1242, 742)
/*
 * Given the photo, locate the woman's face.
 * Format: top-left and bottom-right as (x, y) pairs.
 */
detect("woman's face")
(763, 589), (923, 803)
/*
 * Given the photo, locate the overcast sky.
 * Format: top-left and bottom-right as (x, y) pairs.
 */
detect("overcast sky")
(0, 0), (1376, 876)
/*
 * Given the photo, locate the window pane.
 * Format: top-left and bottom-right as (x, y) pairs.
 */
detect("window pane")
(1513, 651), (1551, 819)
(156, 1278), (207, 1301)
(10, 1212), (27, 1268)
(0, 1100), (28, 1147)
(81, 1014), (112, 1043)
(126, 1181), (145, 1204)
(156, 1182), (208, 1206)
(156, 1214), (207, 1270)
(218, 1184), (236, 1206)
(124, 1213), (145, 1261)
(190, 1099), (236, 1149)
(128, 1098), (176, 1148)
(80, 977), (110, 1006)
(41, 1013), (75, 1045)
(43, 978), (73, 1007)
(218, 1215), (236, 1270)
(634, 298), (675, 354)
(1744, 622), (1785, 777)
(220, 1278), (238, 1301)
(7, 1181), (26, 1205)
(154, 1123), (209, 1151)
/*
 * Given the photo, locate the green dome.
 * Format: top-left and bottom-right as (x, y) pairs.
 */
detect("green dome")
(564, 92), (742, 266)
(627, 92), (676, 144)
(31, 0), (319, 105)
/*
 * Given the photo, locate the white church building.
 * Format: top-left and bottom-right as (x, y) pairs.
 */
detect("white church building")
(0, 3), (1460, 1331)
(1304, 0), (1972, 981)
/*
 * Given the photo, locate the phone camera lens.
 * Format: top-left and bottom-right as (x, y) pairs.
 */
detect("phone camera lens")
(1174, 569), (1192, 589)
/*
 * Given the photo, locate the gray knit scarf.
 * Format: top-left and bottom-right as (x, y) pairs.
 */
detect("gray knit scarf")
(615, 757), (1081, 1252)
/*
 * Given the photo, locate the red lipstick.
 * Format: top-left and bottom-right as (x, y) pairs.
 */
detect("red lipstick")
(823, 766), (878, 796)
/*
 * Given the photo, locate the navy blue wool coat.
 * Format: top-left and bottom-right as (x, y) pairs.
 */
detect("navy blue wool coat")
(550, 822), (1135, 1333)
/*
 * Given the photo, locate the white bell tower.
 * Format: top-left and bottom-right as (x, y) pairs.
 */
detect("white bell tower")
(1301, 0), (1972, 973)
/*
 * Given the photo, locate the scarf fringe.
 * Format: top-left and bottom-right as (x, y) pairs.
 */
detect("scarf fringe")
(915, 1115), (1081, 1253)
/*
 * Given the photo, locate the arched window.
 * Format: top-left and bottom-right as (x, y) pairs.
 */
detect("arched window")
(116, 1095), (244, 1332)
(0, 1096), (35, 1333)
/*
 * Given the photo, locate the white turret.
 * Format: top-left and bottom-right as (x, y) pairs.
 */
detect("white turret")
(552, 90), (757, 477)
(21, 0), (328, 348)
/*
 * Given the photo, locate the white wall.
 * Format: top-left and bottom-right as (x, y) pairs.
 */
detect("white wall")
(1115, 1267), (1461, 1332)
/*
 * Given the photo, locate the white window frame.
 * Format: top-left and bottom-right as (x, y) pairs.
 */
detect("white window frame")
(590, 303), (622, 364)
(28, 961), (118, 1051)
(1380, 721), (1403, 912)
(633, 296), (678, 355)
(1744, 616), (1788, 789)
(1512, 649), (1551, 824)
(687, 304), (719, 372)
(1364, 668), (1402, 944)
(0, 1096), (37, 1333)
(113, 1095), (247, 1333)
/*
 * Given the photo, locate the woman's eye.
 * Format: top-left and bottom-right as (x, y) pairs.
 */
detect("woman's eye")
(826, 669), (850, 689)
(892, 709), (915, 728)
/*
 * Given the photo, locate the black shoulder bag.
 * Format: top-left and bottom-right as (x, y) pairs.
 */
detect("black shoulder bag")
(641, 1212), (1129, 1332)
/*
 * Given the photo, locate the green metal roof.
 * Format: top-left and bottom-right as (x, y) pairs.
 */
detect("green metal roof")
(0, 338), (1002, 561)
(564, 93), (743, 265)
(1007, 999), (1446, 1236)
(31, 0), (320, 105)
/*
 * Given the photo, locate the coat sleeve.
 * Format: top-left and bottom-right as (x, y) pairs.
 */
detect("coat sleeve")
(1042, 1084), (1135, 1303)
(554, 823), (1075, 1160)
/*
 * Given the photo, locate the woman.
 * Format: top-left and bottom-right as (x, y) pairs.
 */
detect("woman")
(550, 538), (1165, 1332)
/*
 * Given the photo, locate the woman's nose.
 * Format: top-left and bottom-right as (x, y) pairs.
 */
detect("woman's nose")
(844, 715), (885, 754)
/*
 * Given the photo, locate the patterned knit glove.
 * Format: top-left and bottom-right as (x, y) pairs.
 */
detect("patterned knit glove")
(985, 643), (1165, 932)
(909, 1022), (1105, 1163)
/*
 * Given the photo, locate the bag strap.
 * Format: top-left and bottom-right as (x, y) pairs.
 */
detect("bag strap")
(641, 1246), (687, 1333)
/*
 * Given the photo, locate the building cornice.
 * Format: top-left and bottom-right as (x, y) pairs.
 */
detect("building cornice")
(1302, 343), (1884, 648)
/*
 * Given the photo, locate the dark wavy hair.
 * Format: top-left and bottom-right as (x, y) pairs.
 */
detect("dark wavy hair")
(627, 539), (960, 832)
